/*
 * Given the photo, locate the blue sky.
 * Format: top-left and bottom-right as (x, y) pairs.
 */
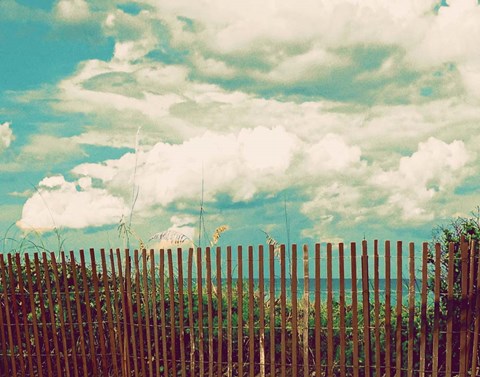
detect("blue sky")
(1, 0), (480, 253)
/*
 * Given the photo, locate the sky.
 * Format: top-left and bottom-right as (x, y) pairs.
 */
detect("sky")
(1, 0), (480, 254)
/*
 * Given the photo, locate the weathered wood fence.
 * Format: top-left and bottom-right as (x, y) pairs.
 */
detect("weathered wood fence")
(0, 239), (479, 376)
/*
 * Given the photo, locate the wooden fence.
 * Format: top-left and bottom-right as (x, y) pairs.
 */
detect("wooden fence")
(0, 239), (479, 376)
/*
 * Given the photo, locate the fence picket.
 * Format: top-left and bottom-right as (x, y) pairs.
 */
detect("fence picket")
(269, 244), (276, 377)
(115, 249), (130, 377)
(125, 249), (139, 377)
(258, 245), (265, 377)
(237, 245), (244, 377)
(226, 246), (233, 377)
(291, 244), (298, 377)
(216, 246), (223, 377)
(395, 242), (402, 377)
(79, 250), (98, 376)
(459, 238), (469, 376)
(69, 251), (88, 377)
(248, 245), (255, 377)
(419, 243), (428, 377)
(205, 247), (213, 377)
(373, 241), (381, 377)
(196, 247), (204, 377)
(7, 254), (26, 374)
(134, 249), (147, 377)
(280, 244), (286, 377)
(34, 253), (54, 377)
(350, 242), (359, 377)
(61, 252), (79, 377)
(339, 243), (346, 377)
(159, 249), (169, 376)
(141, 250), (154, 377)
(177, 248), (187, 377)
(302, 244), (309, 377)
(15, 253), (35, 377)
(40, 253), (61, 377)
(432, 243), (441, 377)
(326, 243), (334, 376)
(90, 249), (109, 375)
(107, 250), (122, 377)
(407, 243), (415, 377)
(384, 241), (391, 377)
(187, 248), (195, 377)
(361, 241), (371, 377)
(100, 249), (119, 377)
(314, 243), (321, 377)
(0, 255), (9, 375)
(466, 239), (476, 372)
(167, 249), (178, 376)
(25, 254), (45, 377)
(446, 242), (454, 376)
(0, 254), (16, 376)
(471, 240), (480, 376)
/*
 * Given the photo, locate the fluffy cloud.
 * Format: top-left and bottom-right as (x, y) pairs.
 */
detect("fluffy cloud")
(21, 134), (86, 162)
(55, 0), (90, 22)
(0, 122), (14, 152)
(155, 0), (434, 53)
(304, 133), (362, 174)
(372, 137), (470, 220)
(17, 175), (127, 230)
(74, 126), (303, 208)
(69, 126), (366, 222)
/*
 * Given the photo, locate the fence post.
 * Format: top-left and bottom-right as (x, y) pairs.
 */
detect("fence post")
(351, 242), (359, 377)
(419, 243), (428, 377)
(384, 241), (392, 377)
(459, 237), (469, 376)
(291, 244), (298, 377)
(432, 243), (441, 377)
(445, 242), (454, 375)
(216, 246), (223, 377)
(326, 243), (334, 376)
(258, 245), (266, 377)
(302, 244), (309, 377)
(361, 240), (371, 377)
(373, 240), (381, 377)
(470, 240), (480, 376)
(407, 243), (415, 377)
(280, 244), (286, 377)
(395, 242), (403, 377)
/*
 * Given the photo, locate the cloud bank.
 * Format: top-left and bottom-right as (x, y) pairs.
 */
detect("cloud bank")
(4, 0), (480, 245)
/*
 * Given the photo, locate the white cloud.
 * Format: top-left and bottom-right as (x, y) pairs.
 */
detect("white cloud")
(155, 0), (433, 53)
(264, 46), (347, 83)
(372, 137), (470, 220)
(408, 0), (480, 67)
(17, 175), (128, 231)
(21, 134), (86, 162)
(458, 62), (480, 100)
(193, 54), (237, 79)
(55, 0), (90, 22)
(73, 126), (302, 208)
(303, 133), (362, 174)
(0, 122), (14, 152)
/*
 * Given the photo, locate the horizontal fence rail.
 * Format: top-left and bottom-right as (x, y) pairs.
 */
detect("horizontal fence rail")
(0, 238), (479, 376)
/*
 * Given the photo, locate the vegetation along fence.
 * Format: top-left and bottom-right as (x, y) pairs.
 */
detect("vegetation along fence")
(0, 238), (479, 376)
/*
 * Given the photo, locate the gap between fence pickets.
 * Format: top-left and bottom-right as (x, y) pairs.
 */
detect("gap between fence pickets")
(0, 238), (478, 377)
